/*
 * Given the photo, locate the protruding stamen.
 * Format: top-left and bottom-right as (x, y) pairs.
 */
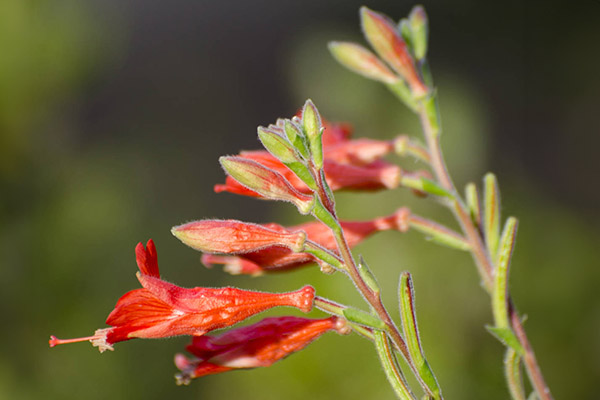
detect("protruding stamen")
(49, 334), (100, 347)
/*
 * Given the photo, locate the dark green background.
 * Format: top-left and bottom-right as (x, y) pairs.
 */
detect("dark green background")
(1, 0), (598, 399)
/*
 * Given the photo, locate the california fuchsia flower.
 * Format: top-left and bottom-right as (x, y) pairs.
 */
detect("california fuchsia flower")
(174, 316), (348, 384)
(49, 240), (315, 352)
(171, 219), (307, 254)
(360, 7), (427, 97)
(200, 208), (410, 275)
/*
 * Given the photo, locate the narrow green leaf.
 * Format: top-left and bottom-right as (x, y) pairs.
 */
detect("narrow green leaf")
(486, 326), (524, 355)
(358, 255), (380, 294)
(422, 91), (440, 138)
(505, 348), (527, 400)
(343, 308), (387, 330)
(465, 182), (481, 227)
(386, 80), (418, 112)
(408, 215), (470, 251)
(303, 241), (345, 272)
(373, 330), (417, 400)
(493, 217), (518, 329)
(401, 175), (454, 198)
(483, 172), (501, 258)
(311, 198), (339, 231)
(399, 273), (442, 399)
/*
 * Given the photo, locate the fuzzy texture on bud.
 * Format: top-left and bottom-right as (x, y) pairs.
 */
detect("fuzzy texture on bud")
(174, 316), (348, 384)
(360, 7), (427, 96)
(172, 219), (307, 254)
(200, 209), (410, 275)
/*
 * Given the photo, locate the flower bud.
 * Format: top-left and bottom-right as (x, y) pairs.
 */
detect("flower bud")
(328, 41), (399, 84)
(172, 219), (307, 254)
(220, 156), (315, 214)
(360, 7), (427, 97)
(175, 316), (345, 384)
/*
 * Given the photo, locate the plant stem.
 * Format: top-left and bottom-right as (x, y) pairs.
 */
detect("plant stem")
(416, 103), (554, 400)
(328, 214), (438, 398)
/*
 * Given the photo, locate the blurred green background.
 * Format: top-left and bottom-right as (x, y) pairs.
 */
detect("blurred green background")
(1, 0), (598, 399)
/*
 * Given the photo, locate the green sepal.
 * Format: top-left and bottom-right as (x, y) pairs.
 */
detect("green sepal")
(486, 325), (524, 356)
(343, 308), (387, 330)
(408, 5), (428, 61)
(302, 100), (324, 169)
(284, 120), (310, 159)
(399, 272), (442, 399)
(257, 127), (299, 164)
(399, 18), (413, 51)
(386, 80), (418, 112)
(483, 172), (501, 258)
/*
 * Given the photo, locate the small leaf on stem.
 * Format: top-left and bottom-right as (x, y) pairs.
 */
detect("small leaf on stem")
(483, 173), (501, 258)
(492, 217), (518, 330)
(358, 255), (380, 295)
(465, 182), (481, 227)
(342, 308), (387, 330)
(373, 330), (417, 400)
(398, 272), (442, 399)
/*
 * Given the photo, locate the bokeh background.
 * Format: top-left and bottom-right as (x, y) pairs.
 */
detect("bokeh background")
(1, 0), (599, 399)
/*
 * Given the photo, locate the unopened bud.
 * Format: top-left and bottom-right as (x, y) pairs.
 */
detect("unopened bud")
(328, 41), (399, 84)
(360, 7), (427, 97)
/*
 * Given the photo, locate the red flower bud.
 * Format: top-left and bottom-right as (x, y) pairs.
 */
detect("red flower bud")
(201, 208), (410, 275)
(220, 156), (315, 214)
(49, 240), (315, 352)
(172, 219), (307, 254)
(174, 316), (348, 384)
(360, 7), (427, 96)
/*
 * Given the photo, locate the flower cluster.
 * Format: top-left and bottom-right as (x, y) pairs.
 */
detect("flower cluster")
(49, 92), (423, 383)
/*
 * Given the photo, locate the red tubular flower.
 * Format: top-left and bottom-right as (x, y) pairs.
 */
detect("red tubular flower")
(171, 219), (307, 254)
(174, 316), (348, 384)
(49, 240), (315, 352)
(201, 208), (410, 275)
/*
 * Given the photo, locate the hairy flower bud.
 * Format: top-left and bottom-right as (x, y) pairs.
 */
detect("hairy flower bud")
(360, 7), (427, 97)
(172, 219), (307, 254)
(220, 156), (315, 214)
(329, 41), (399, 84)
(175, 316), (347, 384)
